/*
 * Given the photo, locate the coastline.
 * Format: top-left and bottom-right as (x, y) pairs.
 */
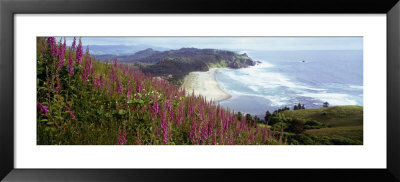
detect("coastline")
(181, 68), (231, 102)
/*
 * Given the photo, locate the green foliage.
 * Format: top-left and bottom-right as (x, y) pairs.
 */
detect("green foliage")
(269, 112), (291, 126)
(288, 119), (305, 134)
(286, 133), (360, 145)
(282, 106), (363, 127)
(280, 106), (363, 144)
(304, 120), (326, 129)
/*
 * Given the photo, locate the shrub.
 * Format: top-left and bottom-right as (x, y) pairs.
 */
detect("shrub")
(288, 119), (305, 134)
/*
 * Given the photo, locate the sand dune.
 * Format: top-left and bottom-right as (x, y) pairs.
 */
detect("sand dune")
(181, 68), (231, 102)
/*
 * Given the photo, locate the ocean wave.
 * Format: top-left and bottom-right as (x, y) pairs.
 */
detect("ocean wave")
(216, 58), (362, 108)
(298, 92), (358, 106)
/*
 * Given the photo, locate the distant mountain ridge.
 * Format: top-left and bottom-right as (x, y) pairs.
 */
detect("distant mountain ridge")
(89, 44), (168, 56)
(131, 48), (257, 85)
(92, 47), (256, 85)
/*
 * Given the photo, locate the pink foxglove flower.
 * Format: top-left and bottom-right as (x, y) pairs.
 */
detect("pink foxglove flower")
(47, 37), (56, 56)
(161, 110), (168, 145)
(152, 98), (159, 120)
(55, 76), (61, 92)
(68, 51), (74, 75)
(75, 39), (83, 64)
(117, 82), (123, 95)
(64, 105), (76, 119)
(166, 100), (172, 112)
(63, 38), (66, 52)
(136, 130), (141, 145)
(57, 43), (65, 70)
(37, 102), (49, 116)
(71, 37), (76, 50)
(118, 126), (127, 145)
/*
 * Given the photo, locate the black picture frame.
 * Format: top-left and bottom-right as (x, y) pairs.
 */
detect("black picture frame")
(1, 0), (399, 181)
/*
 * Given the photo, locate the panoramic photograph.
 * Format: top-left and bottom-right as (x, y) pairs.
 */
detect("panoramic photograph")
(36, 37), (363, 145)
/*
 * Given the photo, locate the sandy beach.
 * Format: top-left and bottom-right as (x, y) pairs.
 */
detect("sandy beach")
(181, 68), (231, 102)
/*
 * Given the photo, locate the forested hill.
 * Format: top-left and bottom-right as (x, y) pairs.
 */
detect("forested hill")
(130, 48), (256, 85)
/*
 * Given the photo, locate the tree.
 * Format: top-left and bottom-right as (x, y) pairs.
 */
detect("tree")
(245, 113), (252, 124)
(293, 105), (298, 110)
(264, 110), (272, 122)
(301, 104), (305, 109)
(288, 119), (305, 134)
(323, 101), (329, 108)
(237, 111), (243, 121)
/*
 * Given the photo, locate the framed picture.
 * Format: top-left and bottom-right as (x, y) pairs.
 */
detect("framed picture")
(1, 0), (399, 181)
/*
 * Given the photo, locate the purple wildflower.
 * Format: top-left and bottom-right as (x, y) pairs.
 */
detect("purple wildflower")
(75, 39), (83, 64)
(161, 110), (168, 145)
(37, 102), (49, 116)
(117, 82), (123, 95)
(126, 83), (131, 100)
(166, 100), (172, 112)
(71, 37), (76, 50)
(63, 38), (66, 51)
(81, 67), (89, 82)
(136, 130), (141, 145)
(47, 37), (56, 56)
(68, 51), (74, 75)
(81, 57), (91, 82)
(57, 43), (65, 70)
(177, 101), (184, 125)
(136, 81), (142, 93)
(110, 67), (116, 82)
(64, 105), (76, 119)
(55, 76), (61, 92)
(152, 98), (159, 120)
(113, 57), (118, 67)
(118, 126), (127, 145)
(93, 76), (101, 88)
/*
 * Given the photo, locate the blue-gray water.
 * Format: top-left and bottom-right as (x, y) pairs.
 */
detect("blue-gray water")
(215, 50), (363, 117)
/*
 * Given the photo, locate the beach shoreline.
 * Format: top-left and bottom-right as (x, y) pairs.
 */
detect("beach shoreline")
(181, 68), (231, 102)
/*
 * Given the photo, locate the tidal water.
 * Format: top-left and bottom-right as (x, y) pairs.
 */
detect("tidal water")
(215, 50), (363, 117)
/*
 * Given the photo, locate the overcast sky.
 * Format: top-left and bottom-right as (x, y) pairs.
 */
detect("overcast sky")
(60, 37), (363, 51)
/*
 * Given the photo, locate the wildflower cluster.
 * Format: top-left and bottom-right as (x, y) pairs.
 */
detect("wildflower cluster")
(36, 37), (285, 145)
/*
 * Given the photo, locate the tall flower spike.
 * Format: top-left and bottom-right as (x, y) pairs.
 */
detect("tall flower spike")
(118, 126), (127, 145)
(161, 110), (168, 145)
(37, 102), (49, 116)
(65, 105), (76, 119)
(68, 51), (74, 75)
(57, 42), (65, 70)
(55, 76), (61, 93)
(117, 82), (123, 95)
(75, 38), (83, 64)
(63, 38), (66, 52)
(47, 37), (56, 56)
(71, 37), (76, 50)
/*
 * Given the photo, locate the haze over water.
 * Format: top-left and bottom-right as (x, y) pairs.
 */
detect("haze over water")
(216, 50), (363, 117)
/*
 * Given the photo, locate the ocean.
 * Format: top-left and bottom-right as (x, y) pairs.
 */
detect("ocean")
(215, 50), (363, 117)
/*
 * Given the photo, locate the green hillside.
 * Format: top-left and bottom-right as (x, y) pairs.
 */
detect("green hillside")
(281, 106), (363, 145)
(282, 106), (363, 127)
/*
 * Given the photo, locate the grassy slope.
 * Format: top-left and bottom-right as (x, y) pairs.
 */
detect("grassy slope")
(306, 126), (363, 142)
(282, 106), (363, 127)
(282, 106), (363, 143)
